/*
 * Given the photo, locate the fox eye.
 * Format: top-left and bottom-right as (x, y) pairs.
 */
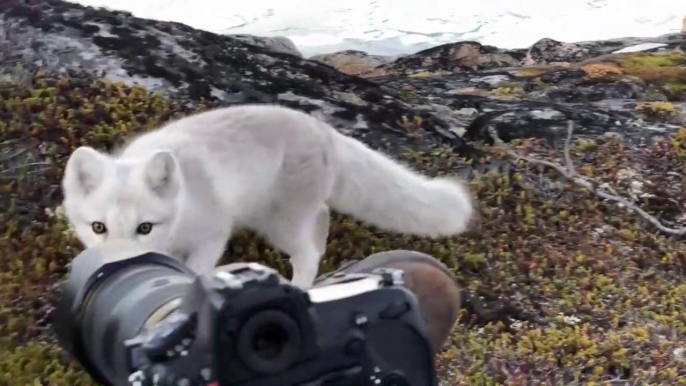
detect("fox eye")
(136, 222), (153, 235)
(91, 221), (107, 234)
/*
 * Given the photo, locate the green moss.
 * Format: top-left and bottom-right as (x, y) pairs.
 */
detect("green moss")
(409, 71), (437, 78)
(635, 101), (680, 121)
(492, 85), (525, 97)
(0, 70), (216, 385)
(3, 68), (686, 385)
(665, 83), (686, 101)
(618, 52), (686, 85)
(623, 52), (686, 68)
(0, 341), (93, 386)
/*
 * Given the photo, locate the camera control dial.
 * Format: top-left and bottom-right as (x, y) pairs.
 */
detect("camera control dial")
(126, 312), (196, 369)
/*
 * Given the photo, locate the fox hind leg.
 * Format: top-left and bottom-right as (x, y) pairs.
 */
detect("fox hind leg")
(256, 203), (328, 288)
(312, 204), (330, 256)
(250, 196), (331, 289)
(251, 147), (334, 288)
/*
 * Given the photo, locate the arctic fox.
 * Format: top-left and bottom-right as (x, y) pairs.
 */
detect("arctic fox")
(61, 104), (476, 288)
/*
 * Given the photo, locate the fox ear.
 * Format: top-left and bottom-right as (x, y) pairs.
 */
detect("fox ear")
(142, 150), (179, 198)
(63, 146), (110, 197)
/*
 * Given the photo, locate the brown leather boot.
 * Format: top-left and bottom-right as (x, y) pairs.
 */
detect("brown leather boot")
(313, 250), (462, 354)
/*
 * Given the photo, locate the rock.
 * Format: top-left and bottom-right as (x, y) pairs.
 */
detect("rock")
(309, 50), (397, 76)
(367, 41), (524, 78)
(0, 0), (476, 171)
(612, 42), (669, 54)
(523, 38), (589, 65)
(368, 42), (686, 147)
(366, 34), (686, 80)
(227, 34), (302, 58)
(2, 0), (682, 156)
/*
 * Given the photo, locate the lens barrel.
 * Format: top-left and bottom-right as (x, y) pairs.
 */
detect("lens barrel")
(53, 243), (196, 386)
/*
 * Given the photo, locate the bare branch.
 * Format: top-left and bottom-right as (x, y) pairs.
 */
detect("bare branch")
(489, 121), (686, 236)
(563, 120), (576, 177)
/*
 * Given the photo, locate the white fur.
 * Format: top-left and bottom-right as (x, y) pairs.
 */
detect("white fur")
(61, 104), (476, 288)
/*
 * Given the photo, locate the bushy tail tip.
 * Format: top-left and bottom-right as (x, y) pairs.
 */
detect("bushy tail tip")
(326, 131), (476, 237)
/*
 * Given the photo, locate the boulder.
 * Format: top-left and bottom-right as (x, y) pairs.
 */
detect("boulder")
(309, 49), (398, 76)
(227, 34), (302, 57)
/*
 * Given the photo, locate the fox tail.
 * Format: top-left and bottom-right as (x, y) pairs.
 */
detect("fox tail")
(326, 130), (476, 238)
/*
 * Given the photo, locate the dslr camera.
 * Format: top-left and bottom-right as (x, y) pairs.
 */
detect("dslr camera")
(52, 240), (438, 386)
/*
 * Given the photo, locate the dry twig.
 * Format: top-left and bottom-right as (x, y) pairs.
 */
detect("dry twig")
(488, 121), (686, 236)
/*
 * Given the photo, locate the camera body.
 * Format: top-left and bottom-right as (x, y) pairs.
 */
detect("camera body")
(53, 240), (438, 386)
(125, 262), (434, 386)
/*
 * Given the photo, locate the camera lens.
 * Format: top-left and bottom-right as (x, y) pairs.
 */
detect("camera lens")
(236, 310), (302, 374)
(53, 246), (196, 386)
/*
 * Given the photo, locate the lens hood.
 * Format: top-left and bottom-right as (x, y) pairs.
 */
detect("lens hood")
(52, 240), (195, 385)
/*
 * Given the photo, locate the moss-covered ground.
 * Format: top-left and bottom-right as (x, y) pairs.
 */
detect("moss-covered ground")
(2, 67), (686, 385)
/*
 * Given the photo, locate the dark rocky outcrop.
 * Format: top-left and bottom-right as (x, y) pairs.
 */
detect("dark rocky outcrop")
(322, 33), (686, 78)
(3, 0), (684, 157)
(0, 0), (474, 160)
(2, 1), (686, 385)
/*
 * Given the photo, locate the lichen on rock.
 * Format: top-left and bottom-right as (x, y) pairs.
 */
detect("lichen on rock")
(2, 0), (686, 385)
(309, 49), (399, 76)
